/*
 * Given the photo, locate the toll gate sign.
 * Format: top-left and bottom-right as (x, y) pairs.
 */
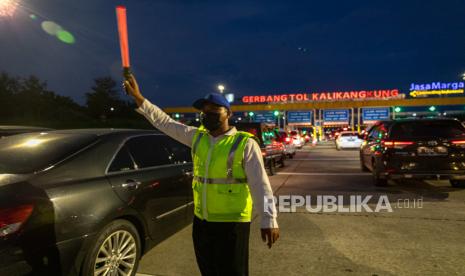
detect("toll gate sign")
(253, 112), (275, 123)
(323, 109), (349, 125)
(362, 107), (390, 124)
(287, 111), (312, 125)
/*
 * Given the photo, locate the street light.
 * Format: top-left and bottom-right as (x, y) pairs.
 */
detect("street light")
(394, 107), (402, 113)
(174, 113), (180, 119)
(217, 84), (225, 94)
(429, 106), (436, 112)
(273, 110), (280, 116)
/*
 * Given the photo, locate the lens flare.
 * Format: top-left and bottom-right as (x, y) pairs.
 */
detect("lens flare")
(0, 0), (19, 17)
(41, 21), (63, 36)
(56, 30), (75, 44)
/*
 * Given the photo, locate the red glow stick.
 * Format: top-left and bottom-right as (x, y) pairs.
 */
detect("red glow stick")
(116, 6), (130, 69)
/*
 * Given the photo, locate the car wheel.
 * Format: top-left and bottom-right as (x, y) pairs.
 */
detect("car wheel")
(450, 180), (465, 188)
(360, 158), (369, 172)
(279, 154), (286, 168)
(372, 159), (387, 186)
(268, 159), (276, 176)
(81, 219), (141, 276)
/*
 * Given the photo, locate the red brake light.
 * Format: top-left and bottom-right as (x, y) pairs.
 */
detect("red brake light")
(0, 205), (34, 237)
(382, 140), (414, 149)
(452, 140), (465, 144)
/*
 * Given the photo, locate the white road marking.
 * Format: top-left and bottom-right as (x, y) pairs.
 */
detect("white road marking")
(276, 172), (370, 176)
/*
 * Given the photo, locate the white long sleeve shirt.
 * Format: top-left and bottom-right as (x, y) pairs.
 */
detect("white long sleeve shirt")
(135, 98), (278, 229)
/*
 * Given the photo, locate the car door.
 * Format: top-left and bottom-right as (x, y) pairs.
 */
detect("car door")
(161, 136), (194, 222)
(361, 126), (378, 170)
(106, 134), (189, 242)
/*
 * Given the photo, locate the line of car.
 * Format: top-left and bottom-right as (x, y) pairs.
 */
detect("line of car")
(6, 117), (461, 275)
(234, 122), (312, 175)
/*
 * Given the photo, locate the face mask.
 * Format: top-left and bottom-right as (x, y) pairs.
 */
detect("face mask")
(201, 112), (222, 131)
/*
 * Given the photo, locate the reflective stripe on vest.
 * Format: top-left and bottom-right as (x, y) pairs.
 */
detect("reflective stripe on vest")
(193, 176), (247, 184)
(227, 134), (246, 179)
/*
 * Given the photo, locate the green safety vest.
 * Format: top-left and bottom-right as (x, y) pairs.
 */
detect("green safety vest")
(191, 128), (254, 222)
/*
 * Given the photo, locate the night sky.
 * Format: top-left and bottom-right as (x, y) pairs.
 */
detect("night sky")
(1, 0), (465, 107)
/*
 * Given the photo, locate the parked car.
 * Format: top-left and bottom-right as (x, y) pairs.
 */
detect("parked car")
(335, 131), (363, 150)
(0, 129), (193, 275)
(360, 118), (465, 187)
(234, 122), (286, 175)
(274, 129), (296, 159)
(0, 125), (53, 138)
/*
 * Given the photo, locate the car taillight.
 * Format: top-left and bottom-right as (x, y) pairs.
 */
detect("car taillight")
(0, 205), (33, 237)
(451, 140), (465, 148)
(382, 140), (414, 149)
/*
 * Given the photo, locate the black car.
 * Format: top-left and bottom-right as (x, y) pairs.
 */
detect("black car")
(0, 125), (53, 138)
(0, 129), (193, 275)
(234, 122), (286, 175)
(360, 118), (465, 187)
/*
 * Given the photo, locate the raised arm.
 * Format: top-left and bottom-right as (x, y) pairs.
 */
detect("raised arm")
(124, 74), (197, 147)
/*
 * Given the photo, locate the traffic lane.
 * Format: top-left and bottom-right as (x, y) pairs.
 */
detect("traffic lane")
(137, 145), (465, 275)
(267, 144), (465, 275)
(137, 210), (465, 276)
(289, 144), (363, 173)
(250, 211), (465, 276)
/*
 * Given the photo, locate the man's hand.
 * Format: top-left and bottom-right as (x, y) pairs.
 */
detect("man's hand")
(123, 74), (145, 107)
(261, 228), (279, 249)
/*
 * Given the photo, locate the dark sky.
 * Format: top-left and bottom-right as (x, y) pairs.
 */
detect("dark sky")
(1, 0), (465, 107)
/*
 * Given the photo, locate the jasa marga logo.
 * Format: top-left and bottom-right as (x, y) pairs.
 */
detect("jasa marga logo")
(410, 81), (464, 91)
(409, 81), (465, 97)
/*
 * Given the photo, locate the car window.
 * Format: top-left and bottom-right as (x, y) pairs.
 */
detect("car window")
(368, 126), (378, 140)
(390, 120), (465, 139)
(162, 136), (192, 164)
(0, 132), (98, 174)
(126, 135), (172, 169)
(108, 145), (136, 173)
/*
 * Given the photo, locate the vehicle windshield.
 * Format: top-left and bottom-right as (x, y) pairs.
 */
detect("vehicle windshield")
(0, 132), (98, 174)
(390, 120), (465, 140)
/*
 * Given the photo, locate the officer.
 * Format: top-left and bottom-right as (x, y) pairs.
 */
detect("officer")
(124, 74), (279, 276)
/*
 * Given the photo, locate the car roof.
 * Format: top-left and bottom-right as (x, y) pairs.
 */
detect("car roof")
(40, 128), (161, 137)
(0, 125), (53, 130)
(379, 117), (460, 123)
